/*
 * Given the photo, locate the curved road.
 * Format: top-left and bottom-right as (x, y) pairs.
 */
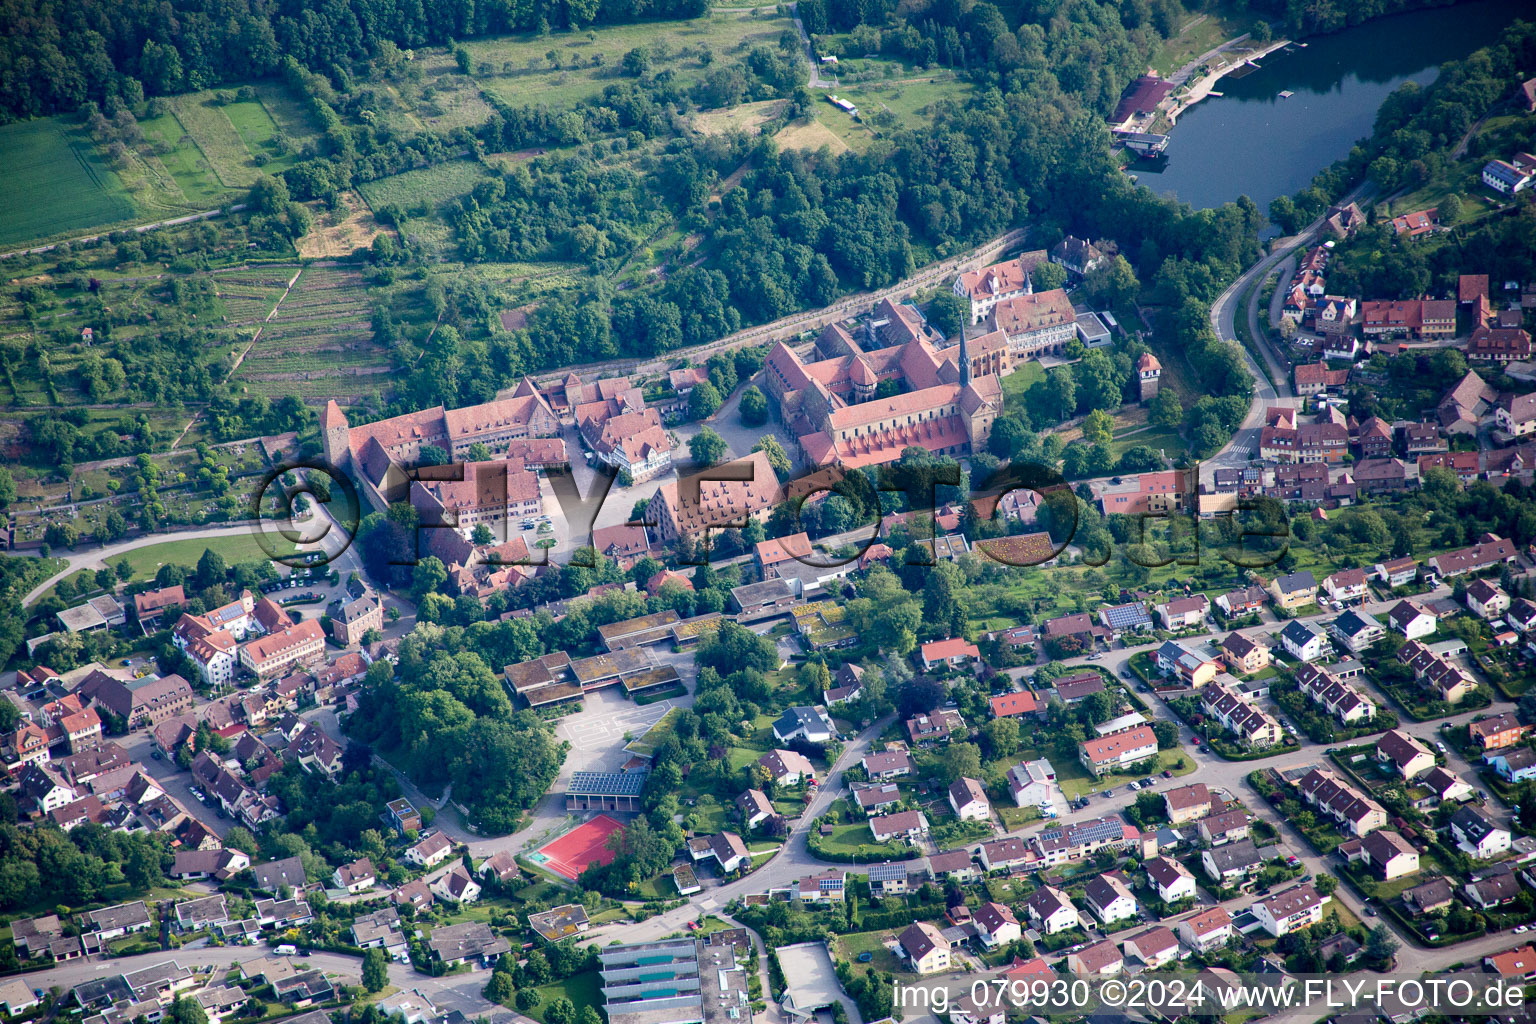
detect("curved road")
(1202, 183), (1376, 484)
(19, 524), (262, 607)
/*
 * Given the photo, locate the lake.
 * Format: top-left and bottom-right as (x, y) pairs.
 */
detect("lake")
(1133, 0), (1536, 219)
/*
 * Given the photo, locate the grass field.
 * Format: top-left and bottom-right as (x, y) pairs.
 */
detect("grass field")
(105, 532), (298, 582)
(224, 98), (306, 176)
(1149, 4), (1268, 77)
(0, 118), (138, 248)
(529, 970), (603, 1024)
(139, 108), (232, 207)
(1000, 358), (1046, 408)
(466, 10), (794, 110)
(359, 159), (498, 213)
(169, 95), (264, 189)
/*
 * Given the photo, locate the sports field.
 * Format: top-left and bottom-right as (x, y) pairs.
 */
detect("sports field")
(531, 815), (624, 880)
(0, 118), (137, 248)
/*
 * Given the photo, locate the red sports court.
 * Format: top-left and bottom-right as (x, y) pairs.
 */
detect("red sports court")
(532, 814), (625, 880)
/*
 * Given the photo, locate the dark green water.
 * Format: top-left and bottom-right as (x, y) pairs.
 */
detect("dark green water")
(1135, 0), (1536, 217)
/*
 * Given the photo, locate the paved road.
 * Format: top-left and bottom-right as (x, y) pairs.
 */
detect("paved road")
(1202, 182), (1375, 485)
(16, 946), (518, 1023)
(0, 205), (247, 262)
(19, 524), (264, 607)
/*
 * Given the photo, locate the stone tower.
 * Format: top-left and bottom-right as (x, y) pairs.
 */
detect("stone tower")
(320, 400), (352, 475)
(1137, 352), (1162, 402)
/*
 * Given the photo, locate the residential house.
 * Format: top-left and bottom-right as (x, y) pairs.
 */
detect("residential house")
(989, 691), (1042, 719)
(1361, 830), (1420, 881)
(404, 832), (453, 869)
(1022, 886), (1079, 934)
(1067, 940), (1124, 978)
(1083, 873), (1139, 926)
(948, 778), (990, 822)
(1198, 808), (1252, 847)
(979, 837), (1031, 873)
(1323, 568), (1369, 605)
(1123, 927), (1181, 969)
(1155, 640), (1220, 688)
(689, 832), (750, 873)
(431, 865), (482, 904)
(759, 749), (816, 785)
(1079, 724), (1158, 777)
(1252, 884), (1327, 937)
(1270, 571), (1319, 610)
(1486, 747), (1536, 784)
(1328, 610), (1384, 654)
(1467, 579), (1511, 619)
(737, 789), (774, 830)
(1216, 586), (1268, 618)
(1156, 596), (1210, 631)
(1469, 712), (1528, 749)
(1451, 805), (1511, 860)
(920, 638), (981, 671)
(861, 751), (913, 780)
(870, 810), (929, 843)
(1297, 769), (1387, 837)
(1377, 729), (1436, 781)
(1280, 620), (1328, 662)
(973, 902), (1021, 949)
(1163, 783), (1212, 825)
(332, 858), (376, 894)
(772, 706), (835, 745)
(1144, 856), (1197, 904)
(1176, 908), (1234, 954)
(1006, 758), (1057, 810)
(895, 922), (951, 975)
(1388, 600), (1437, 640)
(1202, 840), (1265, 886)
(1220, 633), (1269, 675)
(906, 709), (965, 743)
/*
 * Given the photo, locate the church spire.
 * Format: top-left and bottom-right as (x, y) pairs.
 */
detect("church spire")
(959, 327), (973, 387)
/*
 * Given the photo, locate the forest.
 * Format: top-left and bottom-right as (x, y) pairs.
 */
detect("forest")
(345, 622), (566, 833)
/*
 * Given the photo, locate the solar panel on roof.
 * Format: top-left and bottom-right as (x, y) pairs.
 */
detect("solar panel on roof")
(566, 770), (650, 797)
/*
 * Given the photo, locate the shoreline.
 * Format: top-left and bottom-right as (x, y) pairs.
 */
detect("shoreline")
(1166, 37), (1293, 125)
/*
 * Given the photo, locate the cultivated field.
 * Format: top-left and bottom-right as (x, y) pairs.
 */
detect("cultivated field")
(358, 159), (498, 214)
(0, 118), (138, 249)
(234, 266), (393, 403)
(465, 9), (794, 109)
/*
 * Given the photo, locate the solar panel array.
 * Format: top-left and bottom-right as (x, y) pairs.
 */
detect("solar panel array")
(567, 770), (650, 796)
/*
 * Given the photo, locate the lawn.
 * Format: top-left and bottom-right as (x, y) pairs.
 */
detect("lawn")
(833, 929), (908, 976)
(999, 358), (1046, 408)
(1055, 748), (1194, 800)
(1110, 423), (1185, 461)
(530, 970), (603, 1024)
(466, 10), (795, 110)
(358, 159), (498, 214)
(106, 532), (301, 582)
(0, 117), (139, 248)
(1148, 3), (1269, 77)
